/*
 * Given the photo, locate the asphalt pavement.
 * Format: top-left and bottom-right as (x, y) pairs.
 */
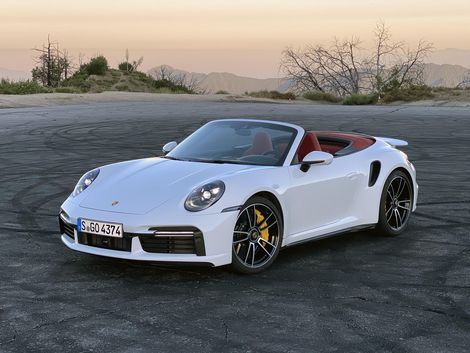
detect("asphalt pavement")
(0, 101), (469, 352)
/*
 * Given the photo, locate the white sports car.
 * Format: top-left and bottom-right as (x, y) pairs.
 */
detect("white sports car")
(59, 119), (418, 273)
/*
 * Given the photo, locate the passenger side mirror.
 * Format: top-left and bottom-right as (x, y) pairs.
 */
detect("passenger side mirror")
(300, 151), (333, 172)
(162, 141), (178, 154)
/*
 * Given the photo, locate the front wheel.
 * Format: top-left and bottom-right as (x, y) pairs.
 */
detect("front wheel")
(231, 196), (283, 274)
(375, 170), (413, 236)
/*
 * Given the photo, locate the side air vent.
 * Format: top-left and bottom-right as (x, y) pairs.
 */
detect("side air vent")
(369, 161), (381, 187)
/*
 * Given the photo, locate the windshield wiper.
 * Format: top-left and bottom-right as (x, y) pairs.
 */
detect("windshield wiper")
(192, 158), (253, 165)
(162, 156), (262, 165)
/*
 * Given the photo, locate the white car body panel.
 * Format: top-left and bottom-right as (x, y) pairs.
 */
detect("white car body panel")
(59, 119), (418, 267)
(375, 136), (408, 147)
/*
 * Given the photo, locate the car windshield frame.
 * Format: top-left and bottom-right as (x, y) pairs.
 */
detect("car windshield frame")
(166, 120), (299, 167)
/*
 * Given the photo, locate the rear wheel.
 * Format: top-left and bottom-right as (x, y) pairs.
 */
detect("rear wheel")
(231, 196), (283, 274)
(376, 170), (413, 236)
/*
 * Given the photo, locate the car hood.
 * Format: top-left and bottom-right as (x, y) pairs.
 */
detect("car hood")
(79, 158), (252, 215)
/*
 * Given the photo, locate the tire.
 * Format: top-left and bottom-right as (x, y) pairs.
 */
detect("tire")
(375, 169), (413, 236)
(231, 196), (283, 274)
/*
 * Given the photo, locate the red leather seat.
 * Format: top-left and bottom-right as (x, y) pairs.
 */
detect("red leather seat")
(297, 132), (322, 161)
(316, 132), (374, 150)
(320, 143), (343, 155)
(244, 131), (273, 156)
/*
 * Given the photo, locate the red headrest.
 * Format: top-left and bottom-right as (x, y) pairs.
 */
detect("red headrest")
(297, 132), (321, 161)
(244, 131), (273, 156)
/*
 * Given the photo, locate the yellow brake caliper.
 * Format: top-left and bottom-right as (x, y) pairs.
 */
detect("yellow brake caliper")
(255, 209), (269, 241)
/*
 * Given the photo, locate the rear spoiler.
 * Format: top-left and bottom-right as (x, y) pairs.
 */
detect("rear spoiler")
(375, 137), (408, 147)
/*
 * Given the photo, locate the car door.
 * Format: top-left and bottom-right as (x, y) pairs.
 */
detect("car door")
(284, 155), (362, 241)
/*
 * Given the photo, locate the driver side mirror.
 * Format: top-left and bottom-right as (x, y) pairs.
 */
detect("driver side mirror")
(162, 141), (178, 154)
(300, 151), (333, 172)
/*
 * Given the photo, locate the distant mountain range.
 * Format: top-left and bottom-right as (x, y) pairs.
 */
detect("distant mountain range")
(0, 67), (30, 81)
(427, 48), (470, 68)
(423, 63), (469, 87)
(149, 63), (470, 94)
(1, 63), (468, 92)
(148, 65), (288, 94)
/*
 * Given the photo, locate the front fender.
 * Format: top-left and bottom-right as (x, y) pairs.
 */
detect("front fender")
(192, 166), (290, 215)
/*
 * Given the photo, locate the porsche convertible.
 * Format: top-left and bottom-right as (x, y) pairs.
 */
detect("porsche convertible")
(59, 119), (418, 273)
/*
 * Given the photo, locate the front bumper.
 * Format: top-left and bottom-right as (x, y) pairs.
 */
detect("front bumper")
(59, 198), (238, 267)
(61, 234), (228, 266)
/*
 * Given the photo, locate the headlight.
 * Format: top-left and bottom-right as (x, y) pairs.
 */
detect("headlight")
(72, 169), (100, 197)
(184, 180), (225, 212)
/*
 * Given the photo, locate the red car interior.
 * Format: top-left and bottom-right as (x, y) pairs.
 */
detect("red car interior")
(244, 130), (375, 162)
(317, 132), (375, 150)
(319, 143), (344, 155)
(297, 131), (375, 161)
(244, 131), (273, 156)
(276, 143), (288, 156)
(297, 132), (322, 161)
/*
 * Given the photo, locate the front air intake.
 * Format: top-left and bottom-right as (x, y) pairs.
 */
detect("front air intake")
(137, 226), (206, 256)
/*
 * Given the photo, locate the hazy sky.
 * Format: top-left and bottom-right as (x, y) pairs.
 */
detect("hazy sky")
(1, 0), (469, 77)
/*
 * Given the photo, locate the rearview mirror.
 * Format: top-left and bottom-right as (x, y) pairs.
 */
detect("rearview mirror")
(162, 141), (177, 154)
(300, 151), (333, 172)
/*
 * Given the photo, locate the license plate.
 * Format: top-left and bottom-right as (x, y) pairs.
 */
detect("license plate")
(77, 218), (123, 238)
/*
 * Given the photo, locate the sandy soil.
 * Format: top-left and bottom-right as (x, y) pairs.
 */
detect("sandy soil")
(0, 91), (300, 109)
(1, 91), (469, 109)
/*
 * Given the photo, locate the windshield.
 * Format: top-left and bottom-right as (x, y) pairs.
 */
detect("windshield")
(166, 120), (298, 166)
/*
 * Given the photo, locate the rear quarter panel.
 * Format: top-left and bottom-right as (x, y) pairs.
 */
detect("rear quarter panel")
(353, 139), (418, 225)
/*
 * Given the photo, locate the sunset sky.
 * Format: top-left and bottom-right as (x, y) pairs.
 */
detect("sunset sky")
(1, 0), (469, 77)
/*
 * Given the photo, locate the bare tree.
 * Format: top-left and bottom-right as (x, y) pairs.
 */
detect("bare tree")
(280, 47), (325, 93)
(152, 65), (177, 81)
(31, 35), (75, 86)
(366, 22), (403, 97)
(58, 49), (73, 80)
(132, 56), (144, 71)
(281, 23), (433, 98)
(120, 49), (143, 72)
(185, 74), (206, 94)
(394, 40), (433, 86)
(32, 35), (55, 86)
(151, 66), (205, 94)
(281, 37), (366, 96)
(365, 23), (433, 99)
